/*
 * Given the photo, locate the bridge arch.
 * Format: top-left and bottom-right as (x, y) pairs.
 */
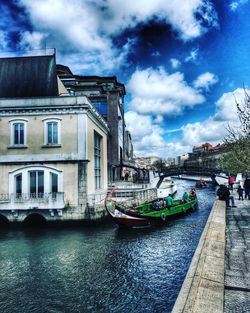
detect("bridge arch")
(0, 214), (10, 227)
(23, 213), (47, 227)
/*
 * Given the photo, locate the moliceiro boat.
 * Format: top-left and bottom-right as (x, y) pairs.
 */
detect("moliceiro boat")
(105, 194), (197, 228)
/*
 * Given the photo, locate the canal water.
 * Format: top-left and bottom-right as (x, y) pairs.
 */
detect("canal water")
(0, 180), (216, 313)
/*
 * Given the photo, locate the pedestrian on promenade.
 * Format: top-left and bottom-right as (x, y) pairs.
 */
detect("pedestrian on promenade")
(243, 177), (250, 200)
(217, 184), (236, 208)
(237, 185), (244, 200)
(228, 176), (235, 190)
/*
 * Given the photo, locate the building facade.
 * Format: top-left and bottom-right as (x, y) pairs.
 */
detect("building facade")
(57, 65), (126, 182)
(0, 96), (108, 224)
(185, 143), (226, 169)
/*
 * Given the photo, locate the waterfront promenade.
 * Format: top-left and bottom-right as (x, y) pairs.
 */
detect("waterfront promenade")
(172, 194), (250, 313)
(224, 198), (250, 312)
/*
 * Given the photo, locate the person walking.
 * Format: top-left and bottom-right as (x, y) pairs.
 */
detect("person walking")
(237, 185), (244, 200)
(243, 177), (250, 200)
(228, 176), (235, 190)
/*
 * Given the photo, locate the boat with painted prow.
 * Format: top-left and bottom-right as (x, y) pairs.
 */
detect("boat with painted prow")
(105, 193), (197, 228)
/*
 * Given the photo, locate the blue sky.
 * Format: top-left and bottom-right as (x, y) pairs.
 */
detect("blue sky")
(0, 0), (249, 157)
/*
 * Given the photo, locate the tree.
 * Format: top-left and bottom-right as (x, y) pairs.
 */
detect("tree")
(223, 89), (250, 174)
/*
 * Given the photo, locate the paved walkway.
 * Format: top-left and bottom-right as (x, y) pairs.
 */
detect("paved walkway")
(224, 197), (250, 312)
(172, 194), (250, 313)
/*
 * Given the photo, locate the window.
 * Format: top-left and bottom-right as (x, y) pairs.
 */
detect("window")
(43, 118), (61, 146)
(47, 122), (58, 144)
(9, 119), (27, 147)
(9, 166), (63, 199)
(14, 123), (24, 144)
(51, 172), (58, 194)
(15, 174), (22, 197)
(94, 132), (102, 189)
(29, 170), (44, 197)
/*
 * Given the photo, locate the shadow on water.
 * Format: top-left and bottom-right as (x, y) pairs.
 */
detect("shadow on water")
(0, 214), (10, 228)
(23, 213), (47, 227)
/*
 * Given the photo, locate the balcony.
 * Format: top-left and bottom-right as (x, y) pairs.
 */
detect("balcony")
(0, 192), (65, 211)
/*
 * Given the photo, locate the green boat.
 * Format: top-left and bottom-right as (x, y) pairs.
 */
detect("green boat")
(105, 195), (197, 228)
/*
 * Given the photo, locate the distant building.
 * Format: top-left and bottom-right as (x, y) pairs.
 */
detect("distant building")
(192, 143), (213, 154)
(175, 154), (189, 166)
(185, 143), (226, 169)
(57, 64), (126, 182)
(134, 156), (161, 169)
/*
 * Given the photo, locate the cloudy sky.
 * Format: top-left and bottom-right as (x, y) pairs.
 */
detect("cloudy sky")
(1, 0), (250, 158)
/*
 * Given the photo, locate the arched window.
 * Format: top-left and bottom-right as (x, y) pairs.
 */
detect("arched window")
(9, 166), (63, 197)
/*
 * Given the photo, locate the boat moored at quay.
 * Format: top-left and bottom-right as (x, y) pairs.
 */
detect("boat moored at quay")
(105, 193), (197, 228)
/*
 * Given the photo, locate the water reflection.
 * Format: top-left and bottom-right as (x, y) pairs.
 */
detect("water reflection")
(0, 180), (215, 313)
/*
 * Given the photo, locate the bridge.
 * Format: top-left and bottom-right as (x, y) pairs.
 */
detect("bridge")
(156, 166), (229, 188)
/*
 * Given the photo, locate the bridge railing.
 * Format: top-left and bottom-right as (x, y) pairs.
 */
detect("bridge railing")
(159, 166), (228, 177)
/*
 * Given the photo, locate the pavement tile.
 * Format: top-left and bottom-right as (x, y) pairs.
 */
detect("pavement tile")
(224, 290), (250, 313)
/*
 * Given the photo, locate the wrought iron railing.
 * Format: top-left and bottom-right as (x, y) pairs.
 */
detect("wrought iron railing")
(0, 192), (64, 204)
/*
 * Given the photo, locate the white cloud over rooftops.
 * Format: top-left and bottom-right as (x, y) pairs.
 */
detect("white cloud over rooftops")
(18, 0), (218, 72)
(181, 88), (247, 146)
(126, 88), (247, 158)
(127, 67), (205, 115)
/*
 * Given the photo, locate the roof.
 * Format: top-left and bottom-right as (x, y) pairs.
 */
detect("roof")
(0, 55), (58, 98)
(56, 64), (126, 95)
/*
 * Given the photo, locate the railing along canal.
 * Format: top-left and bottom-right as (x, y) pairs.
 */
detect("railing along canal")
(0, 192), (65, 210)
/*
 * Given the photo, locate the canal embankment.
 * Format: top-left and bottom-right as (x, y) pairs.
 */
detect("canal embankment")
(172, 198), (225, 313)
(172, 193), (250, 313)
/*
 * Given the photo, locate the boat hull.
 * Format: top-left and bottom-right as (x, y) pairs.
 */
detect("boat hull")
(105, 198), (197, 228)
(106, 208), (156, 228)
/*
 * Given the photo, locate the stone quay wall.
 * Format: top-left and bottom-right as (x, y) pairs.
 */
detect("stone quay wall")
(172, 199), (226, 313)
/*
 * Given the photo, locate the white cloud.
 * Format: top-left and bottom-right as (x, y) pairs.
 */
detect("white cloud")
(125, 111), (189, 157)
(170, 58), (181, 69)
(128, 67), (205, 115)
(193, 72), (218, 90)
(126, 88), (248, 158)
(104, 0), (218, 40)
(181, 88), (248, 146)
(154, 115), (164, 124)
(214, 88), (244, 122)
(230, 0), (249, 11)
(185, 48), (199, 62)
(18, 0), (218, 73)
(20, 31), (45, 51)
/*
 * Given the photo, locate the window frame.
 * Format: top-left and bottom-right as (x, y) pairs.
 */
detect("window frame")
(9, 166), (63, 198)
(43, 118), (61, 146)
(94, 131), (102, 190)
(9, 119), (28, 147)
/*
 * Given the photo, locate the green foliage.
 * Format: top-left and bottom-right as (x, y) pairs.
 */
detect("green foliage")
(223, 89), (250, 174)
